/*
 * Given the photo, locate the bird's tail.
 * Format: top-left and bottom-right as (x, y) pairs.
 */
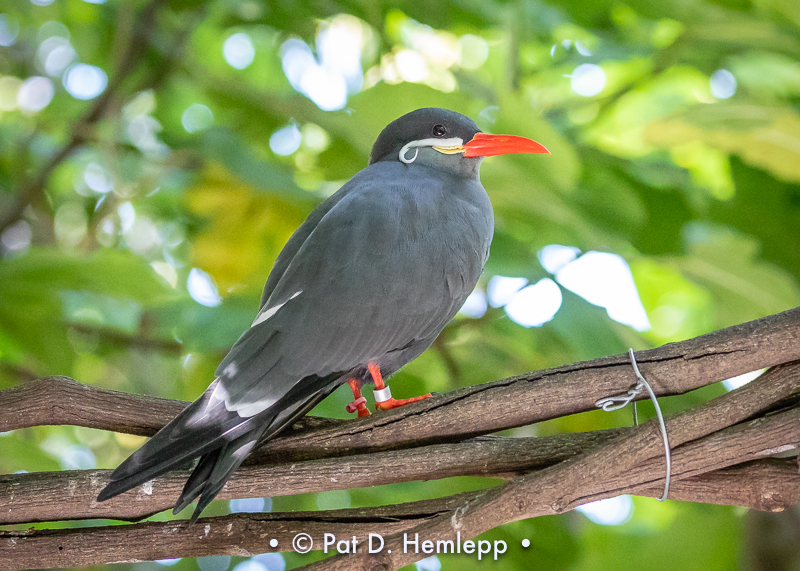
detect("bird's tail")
(97, 377), (339, 521)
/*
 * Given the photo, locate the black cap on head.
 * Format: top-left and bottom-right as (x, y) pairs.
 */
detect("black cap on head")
(369, 108), (481, 165)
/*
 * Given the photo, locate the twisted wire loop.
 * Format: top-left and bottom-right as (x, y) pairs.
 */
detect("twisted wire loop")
(595, 348), (672, 501)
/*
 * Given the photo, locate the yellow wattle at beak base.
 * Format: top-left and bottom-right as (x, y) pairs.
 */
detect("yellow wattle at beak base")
(432, 145), (466, 155)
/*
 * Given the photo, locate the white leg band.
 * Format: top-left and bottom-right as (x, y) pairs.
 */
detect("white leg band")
(373, 386), (392, 403)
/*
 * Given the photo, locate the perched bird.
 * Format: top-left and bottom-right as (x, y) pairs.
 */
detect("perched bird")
(97, 108), (549, 520)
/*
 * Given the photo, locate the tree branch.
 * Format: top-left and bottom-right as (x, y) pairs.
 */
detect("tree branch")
(1, 310), (799, 569)
(3, 458), (797, 569)
(67, 324), (185, 355)
(1, 364), (798, 568)
(3, 308), (799, 457)
(1, 429), (625, 524)
(299, 362), (800, 571)
(4, 354), (799, 524)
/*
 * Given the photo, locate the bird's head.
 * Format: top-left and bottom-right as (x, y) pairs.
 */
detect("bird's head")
(369, 107), (549, 178)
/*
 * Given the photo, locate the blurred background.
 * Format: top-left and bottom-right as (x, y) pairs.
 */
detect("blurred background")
(1, 0), (799, 569)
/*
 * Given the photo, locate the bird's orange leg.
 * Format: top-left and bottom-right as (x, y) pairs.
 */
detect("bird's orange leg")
(345, 378), (371, 417)
(369, 363), (432, 412)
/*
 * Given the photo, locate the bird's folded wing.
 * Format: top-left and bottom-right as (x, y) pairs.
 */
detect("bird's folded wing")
(214, 180), (472, 417)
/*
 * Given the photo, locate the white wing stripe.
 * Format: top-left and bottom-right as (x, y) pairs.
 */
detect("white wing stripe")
(251, 290), (302, 327)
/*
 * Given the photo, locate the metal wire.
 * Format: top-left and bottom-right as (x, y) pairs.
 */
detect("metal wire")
(595, 348), (672, 501)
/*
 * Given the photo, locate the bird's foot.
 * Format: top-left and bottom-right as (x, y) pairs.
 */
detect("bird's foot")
(374, 393), (432, 412)
(367, 362), (432, 412)
(346, 379), (371, 417)
(345, 396), (371, 417)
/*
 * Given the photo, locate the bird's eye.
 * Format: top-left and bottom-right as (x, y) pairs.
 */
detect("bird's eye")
(432, 124), (447, 137)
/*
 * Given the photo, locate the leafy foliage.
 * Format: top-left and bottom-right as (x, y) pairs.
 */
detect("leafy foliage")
(1, 0), (799, 569)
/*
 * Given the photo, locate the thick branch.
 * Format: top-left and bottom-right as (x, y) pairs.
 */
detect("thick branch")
(0, 376), (189, 437)
(3, 458), (797, 570)
(1, 430), (623, 524)
(304, 362), (800, 571)
(3, 308), (799, 461)
(4, 357), (800, 525)
(634, 458), (800, 511)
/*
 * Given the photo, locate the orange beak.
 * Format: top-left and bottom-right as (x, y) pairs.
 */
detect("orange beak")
(462, 132), (550, 158)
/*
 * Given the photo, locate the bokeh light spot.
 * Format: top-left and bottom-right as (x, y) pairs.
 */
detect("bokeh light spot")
(570, 63), (606, 97)
(37, 20), (69, 42)
(459, 288), (488, 318)
(269, 125), (302, 156)
(198, 556), (231, 571)
(232, 562), (267, 571)
(54, 202), (88, 247)
(1, 220), (32, 256)
(457, 34), (489, 70)
(150, 261), (178, 288)
(117, 201), (135, 233)
(317, 16), (364, 93)
(38, 36), (77, 77)
(123, 216), (160, 254)
(229, 497), (271, 513)
(182, 103), (214, 133)
(395, 49), (429, 82)
(556, 252), (651, 331)
(299, 65), (347, 111)
(723, 369), (764, 391)
(188, 268), (222, 307)
(280, 16), (366, 111)
(84, 162), (113, 194)
(0, 14), (20, 46)
(539, 244), (581, 274)
(17, 76), (54, 112)
(415, 555), (442, 571)
(251, 553), (285, 571)
(0, 77), (21, 111)
(576, 495), (633, 525)
(574, 40), (593, 56)
(710, 69), (736, 99)
(505, 278), (563, 327)
(487, 275), (528, 308)
(63, 63), (108, 100)
(223, 32), (256, 70)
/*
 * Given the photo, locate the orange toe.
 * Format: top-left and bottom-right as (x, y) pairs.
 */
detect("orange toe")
(375, 393), (432, 412)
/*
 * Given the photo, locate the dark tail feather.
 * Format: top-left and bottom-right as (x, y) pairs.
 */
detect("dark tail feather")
(186, 430), (264, 524)
(172, 449), (221, 515)
(100, 375), (342, 520)
(178, 385), (338, 522)
(97, 381), (257, 503)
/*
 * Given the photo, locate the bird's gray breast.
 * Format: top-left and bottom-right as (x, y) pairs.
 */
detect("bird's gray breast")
(355, 162), (494, 371)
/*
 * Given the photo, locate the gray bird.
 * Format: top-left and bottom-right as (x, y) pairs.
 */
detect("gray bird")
(97, 108), (548, 520)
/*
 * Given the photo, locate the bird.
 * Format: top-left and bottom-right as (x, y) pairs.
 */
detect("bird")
(97, 107), (549, 521)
